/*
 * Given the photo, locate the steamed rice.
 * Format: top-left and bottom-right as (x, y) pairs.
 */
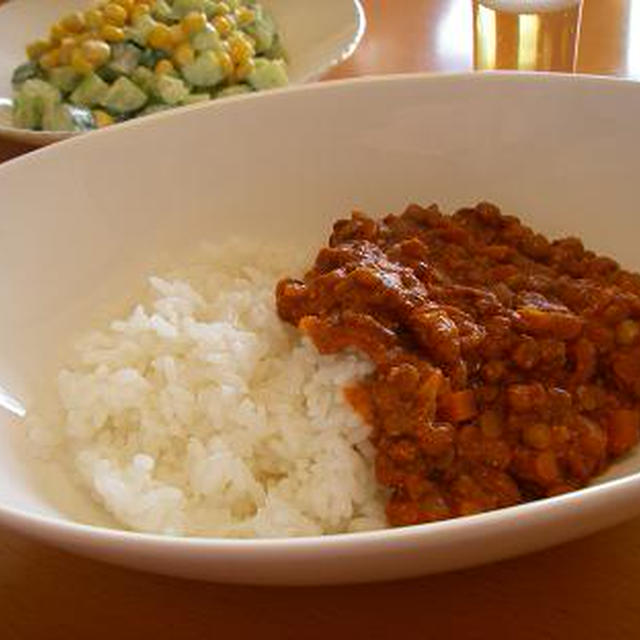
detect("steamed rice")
(27, 240), (386, 537)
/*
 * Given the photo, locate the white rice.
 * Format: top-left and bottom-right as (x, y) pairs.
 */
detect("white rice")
(27, 240), (386, 537)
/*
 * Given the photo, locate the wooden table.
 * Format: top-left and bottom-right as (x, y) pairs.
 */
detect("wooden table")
(3, 1), (640, 638)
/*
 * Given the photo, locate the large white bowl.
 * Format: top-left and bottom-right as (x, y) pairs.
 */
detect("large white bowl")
(2, 72), (640, 586)
(0, 0), (365, 145)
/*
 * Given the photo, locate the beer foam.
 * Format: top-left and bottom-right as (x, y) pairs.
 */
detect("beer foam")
(479, 0), (580, 12)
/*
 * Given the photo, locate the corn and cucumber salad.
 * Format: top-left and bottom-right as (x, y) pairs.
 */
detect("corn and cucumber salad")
(11, 0), (287, 131)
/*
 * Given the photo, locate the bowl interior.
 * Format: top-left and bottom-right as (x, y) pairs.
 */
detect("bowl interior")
(2, 72), (640, 530)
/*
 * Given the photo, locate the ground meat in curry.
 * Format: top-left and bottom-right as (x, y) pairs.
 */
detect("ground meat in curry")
(275, 202), (640, 526)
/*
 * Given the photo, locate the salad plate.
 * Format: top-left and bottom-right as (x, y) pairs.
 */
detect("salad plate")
(0, 0), (365, 145)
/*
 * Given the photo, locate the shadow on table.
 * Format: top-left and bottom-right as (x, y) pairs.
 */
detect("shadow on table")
(3, 515), (639, 640)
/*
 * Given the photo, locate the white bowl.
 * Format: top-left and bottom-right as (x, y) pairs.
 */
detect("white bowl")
(0, 0), (365, 145)
(2, 72), (640, 585)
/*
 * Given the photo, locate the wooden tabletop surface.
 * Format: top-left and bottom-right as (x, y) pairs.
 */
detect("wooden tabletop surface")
(3, 1), (640, 638)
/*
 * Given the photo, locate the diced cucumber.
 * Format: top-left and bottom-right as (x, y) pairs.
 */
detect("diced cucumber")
(41, 103), (95, 131)
(126, 14), (157, 46)
(12, 92), (42, 129)
(12, 79), (60, 129)
(131, 66), (155, 94)
(47, 66), (82, 93)
(107, 43), (142, 77)
(247, 58), (287, 90)
(154, 74), (190, 105)
(11, 61), (40, 88)
(182, 51), (224, 87)
(244, 7), (276, 53)
(70, 72), (109, 107)
(152, 0), (175, 22)
(41, 103), (72, 130)
(29, 80), (58, 102)
(263, 33), (287, 61)
(202, 0), (216, 17)
(191, 24), (221, 51)
(138, 47), (168, 69)
(102, 76), (148, 114)
(181, 92), (211, 105)
(96, 65), (120, 83)
(216, 84), (252, 98)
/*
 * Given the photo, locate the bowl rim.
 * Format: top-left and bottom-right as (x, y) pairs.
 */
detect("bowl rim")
(1, 469), (639, 550)
(2, 69), (639, 165)
(3, 69), (640, 551)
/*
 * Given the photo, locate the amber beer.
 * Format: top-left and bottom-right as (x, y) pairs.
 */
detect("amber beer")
(473, 0), (583, 72)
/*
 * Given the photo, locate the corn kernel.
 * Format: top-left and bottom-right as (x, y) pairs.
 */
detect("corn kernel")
(81, 39), (111, 66)
(26, 39), (51, 61)
(154, 58), (175, 74)
(84, 8), (104, 30)
(71, 47), (95, 74)
(169, 24), (187, 46)
(213, 15), (232, 37)
(104, 3), (128, 26)
(49, 23), (67, 45)
(213, 2), (230, 15)
(216, 50), (233, 76)
(114, 0), (135, 13)
(172, 42), (195, 67)
(228, 34), (253, 64)
(101, 23), (126, 42)
(61, 12), (86, 33)
(39, 48), (61, 69)
(93, 109), (114, 127)
(58, 37), (76, 65)
(148, 23), (173, 50)
(234, 6), (254, 26)
(233, 57), (254, 81)
(131, 3), (150, 21)
(181, 11), (207, 35)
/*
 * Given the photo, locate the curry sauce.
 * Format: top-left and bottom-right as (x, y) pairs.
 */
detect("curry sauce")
(276, 203), (640, 526)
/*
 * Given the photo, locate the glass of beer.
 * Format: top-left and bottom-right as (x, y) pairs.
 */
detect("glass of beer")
(473, 0), (584, 72)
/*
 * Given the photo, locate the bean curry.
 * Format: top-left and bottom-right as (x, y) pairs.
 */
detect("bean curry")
(276, 203), (640, 526)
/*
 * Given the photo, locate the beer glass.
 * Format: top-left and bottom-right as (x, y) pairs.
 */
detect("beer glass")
(472, 0), (584, 72)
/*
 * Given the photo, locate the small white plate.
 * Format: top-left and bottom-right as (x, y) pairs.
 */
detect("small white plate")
(0, 0), (365, 145)
(3, 73), (640, 586)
